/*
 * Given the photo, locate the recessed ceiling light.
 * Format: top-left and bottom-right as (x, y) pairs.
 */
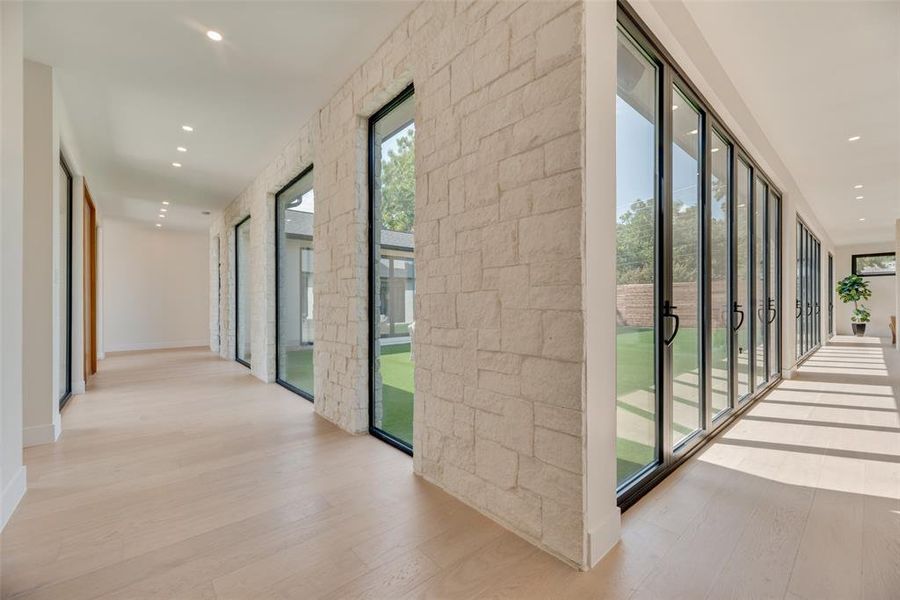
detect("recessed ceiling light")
(711, 148), (720, 153)
(177, 146), (187, 153)
(688, 129), (698, 135)
(854, 184), (863, 189)
(162, 201), (170, 205)
(182, 125), (193, 132)
(672, 104), (679, 110)
(161, 208), (168, 212)
(856, 195), (864, 200)
(207, 30), (223, 42)
(848, 135), (861, 142)
(159, 214), (166, 218)
(172, 162), (182, 168)
(156, 223), (162, 228)
(859, 217), (866, 221)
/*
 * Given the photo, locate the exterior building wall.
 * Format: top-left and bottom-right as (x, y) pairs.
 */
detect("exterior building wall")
(211, 0), (592, 567)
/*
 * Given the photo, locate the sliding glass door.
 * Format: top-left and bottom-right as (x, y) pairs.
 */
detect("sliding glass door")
(369, 85), (416, 452)
(276, 166), (315, 400)
(795, 221), (821, 359)
(709, 132), (730, 420)
(767, 194), (781, 379)
(735, 159), (752, 401)
(615, 10), (783, 504)
(669, 84), (702, 448)
(235, 216), (251, 367)
(58, 157), (73, 408)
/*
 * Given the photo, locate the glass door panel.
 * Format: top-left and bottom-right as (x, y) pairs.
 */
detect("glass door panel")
(615, 29), (659, 485)
(767, 194), (780, 379)
(709, 132), (730, 419)
(735, 159), (752, 400)
(754, 178), (767, 388)
(669, 87), (702, 447)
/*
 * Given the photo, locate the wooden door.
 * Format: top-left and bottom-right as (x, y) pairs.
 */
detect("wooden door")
(84, 182), (98, 378)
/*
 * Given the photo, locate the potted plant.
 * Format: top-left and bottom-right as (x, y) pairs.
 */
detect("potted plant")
(836, 274), (872, 336)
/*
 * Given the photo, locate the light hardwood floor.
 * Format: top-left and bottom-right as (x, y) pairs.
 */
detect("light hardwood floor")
(2, 336), (898, 599)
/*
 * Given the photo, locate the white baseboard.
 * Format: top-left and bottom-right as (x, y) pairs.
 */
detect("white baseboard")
(1, 465), (27, 531)
(105, 339), (208, 353)
(23, 421), (62, 447)
(587, 507), (621, 569)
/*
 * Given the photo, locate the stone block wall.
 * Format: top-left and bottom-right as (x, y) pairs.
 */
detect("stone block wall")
(210, 0), (590, 567)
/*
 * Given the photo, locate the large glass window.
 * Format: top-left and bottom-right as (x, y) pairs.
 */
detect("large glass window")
(615, 30), (658, 486)
(852, 252), (896, 277)
(276, 167), (315, 399)
(235, 216), (251, 367)
(58, 157), (73, 408)
(670, 87), (701, 447)
(710, 132), (730, 418)
(370, 86), (416, 451)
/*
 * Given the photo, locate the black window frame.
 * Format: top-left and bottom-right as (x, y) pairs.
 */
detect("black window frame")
(274, 164), (316, 402)
(368, 83), (415, 456)
(616, 2), (784, 510)
(59, 155), (74, 410)
(851, 252), (896, 278)
(234, 215), (252, 369)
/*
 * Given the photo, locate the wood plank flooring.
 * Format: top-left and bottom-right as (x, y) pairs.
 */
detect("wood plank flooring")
(2, 337), (898, 599)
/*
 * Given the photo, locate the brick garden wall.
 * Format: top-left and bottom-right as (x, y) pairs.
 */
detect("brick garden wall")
(617, 280), (728, 328)
(210, 0), (589, 567)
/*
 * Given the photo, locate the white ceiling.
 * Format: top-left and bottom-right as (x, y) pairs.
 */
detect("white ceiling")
(24, 1), (414, 231)
(685, 0), (900, 247)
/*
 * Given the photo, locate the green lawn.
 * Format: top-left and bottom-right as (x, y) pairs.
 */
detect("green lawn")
(284, 343), (415, 446)
(284, 347), (315, 395)
(615, 326), (729, 484)
(377, 343), (414, 445)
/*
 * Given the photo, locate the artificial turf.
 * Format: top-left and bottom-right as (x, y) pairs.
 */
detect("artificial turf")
(283, 343), (415, 445)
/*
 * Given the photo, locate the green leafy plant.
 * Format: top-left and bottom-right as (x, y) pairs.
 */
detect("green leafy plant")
(836, 274), (872, 323)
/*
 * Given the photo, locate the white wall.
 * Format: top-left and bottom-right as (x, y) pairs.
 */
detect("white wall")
(22, 60), (58, 446)
(1, 0), (28, 530)
(833, 242), (896, 339)
(103, 219), (208, 352)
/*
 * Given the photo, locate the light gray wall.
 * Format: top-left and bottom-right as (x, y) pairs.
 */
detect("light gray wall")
(1, 0), (27, 529)
(834, 242), (896, 339)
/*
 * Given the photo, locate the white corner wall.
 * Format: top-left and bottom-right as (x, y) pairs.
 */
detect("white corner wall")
(102, 219), (209, 352)
(833, 242), (896, 339)
(1, 0), (28, 530)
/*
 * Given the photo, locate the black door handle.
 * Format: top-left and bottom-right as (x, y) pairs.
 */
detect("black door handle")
(815, 303), (820, 315)
(806, 302), (813, 316)
(732, 302), (745, 331)
(767, 298), (777, 324)
(796, 300), (802, 319)
(757, 305), (766, 323)
(663, 301), (680, 347)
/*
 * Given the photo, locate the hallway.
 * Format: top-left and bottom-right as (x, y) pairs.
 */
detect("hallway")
(1, 338), (898, 599)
